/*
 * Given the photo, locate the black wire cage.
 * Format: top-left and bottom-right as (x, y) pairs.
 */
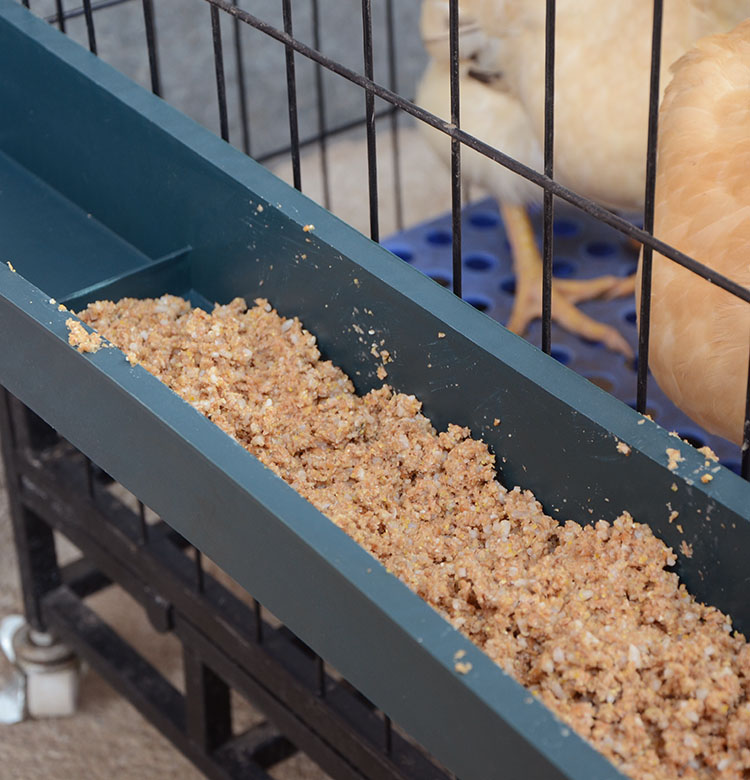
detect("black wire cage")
(29, 0), (750, 464)
(2, 1), (750, 779)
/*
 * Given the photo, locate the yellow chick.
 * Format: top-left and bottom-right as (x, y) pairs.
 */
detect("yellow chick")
(417, 0), (750, 354)
(643, 19), (750, 445)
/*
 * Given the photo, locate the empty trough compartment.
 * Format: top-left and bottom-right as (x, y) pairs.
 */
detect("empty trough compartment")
(2, 3), (750, 779)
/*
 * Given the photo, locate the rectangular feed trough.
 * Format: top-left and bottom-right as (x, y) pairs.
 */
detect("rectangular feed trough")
(2, 3), (750, 778)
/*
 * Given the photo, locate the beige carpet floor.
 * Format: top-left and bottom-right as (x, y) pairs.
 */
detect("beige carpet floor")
(0, 127), (462, 778)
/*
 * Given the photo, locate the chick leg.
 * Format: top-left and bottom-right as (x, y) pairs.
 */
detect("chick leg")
(500, 203), (634, 357)
(556, 273), (637, 303)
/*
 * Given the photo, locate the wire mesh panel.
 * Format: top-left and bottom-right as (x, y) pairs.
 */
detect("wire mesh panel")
(33, 0), (749, 471)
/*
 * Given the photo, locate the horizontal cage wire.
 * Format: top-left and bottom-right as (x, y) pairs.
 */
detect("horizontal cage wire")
(4, 0), (750, 778)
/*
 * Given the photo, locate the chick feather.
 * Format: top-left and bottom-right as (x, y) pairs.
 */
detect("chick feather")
(465, 0), (750, 210)
(644, 18), (750, 445)
(416, 44), (542, 212)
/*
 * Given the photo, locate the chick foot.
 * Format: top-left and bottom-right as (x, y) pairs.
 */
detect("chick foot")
(500, 203), (635, 357)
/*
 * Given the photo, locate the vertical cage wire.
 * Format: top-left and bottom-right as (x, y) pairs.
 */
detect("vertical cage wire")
(448, 0), (461, 298)
(137, 500), (148, 545)
(81, 0), (97, 53)
(281, 0), (302, 192)
(210, 3), (230, 142)
(741, 339), (750, 479)
(85, 457), (95, 499)
(361, 0), (380, 243)
(383, 713), (393, 756)
(194, 547), (205, 593)
(231, 0), (251, 156)
(254, 598), (263, 643)
(385, 0), (404, 232)
(141, 0), (162, 96)
(311, 0), (331, 211)
(54, 0), (65, 31)
(636, 0), (664, 414)
(315, 654), (326, 697)
(540, 0), (556, 355)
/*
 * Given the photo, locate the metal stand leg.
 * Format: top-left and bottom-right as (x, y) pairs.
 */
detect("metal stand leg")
(0, 390), (81, 722)
(1, 390), (62, 631)
(183, 646), (232, 752)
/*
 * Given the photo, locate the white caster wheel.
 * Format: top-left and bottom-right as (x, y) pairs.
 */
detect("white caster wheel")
(0, 615), (81, 723)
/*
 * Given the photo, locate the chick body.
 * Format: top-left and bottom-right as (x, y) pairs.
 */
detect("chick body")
(468, 0), (750, 211)
(645, 20), (750, 444)
(415, 58), (543, 210)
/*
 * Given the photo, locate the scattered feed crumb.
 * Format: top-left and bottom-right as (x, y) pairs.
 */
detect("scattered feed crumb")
(454, 649), (466, 660)
(437, 332), (446, 339)
(670, 482), (678, 492)
(7, 261), (15, 272)
(76, 294), (750, 780)
(680, 541), (694, 558)
(666, 447), (684, 472)
(302, 224), (315, 232)
(66, 318), (104, 353)
(256, 204), (264, 212)
(376, 365), (388, 380)
(616, 441), (631, 456)
(493, 418), (500, 427)
(698, 445), (719, 463)
(668, 510), (679, 524)
(701, 473), (714, 484)
(454, 661), (472, 675)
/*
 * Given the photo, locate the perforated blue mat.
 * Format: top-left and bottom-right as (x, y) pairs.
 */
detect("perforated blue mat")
(382, 197), (742, 473)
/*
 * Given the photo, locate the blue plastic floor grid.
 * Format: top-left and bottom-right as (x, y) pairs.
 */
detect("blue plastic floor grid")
(382, 197), (742, 474)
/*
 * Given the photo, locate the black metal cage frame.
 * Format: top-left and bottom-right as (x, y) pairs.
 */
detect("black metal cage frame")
(3, 0), (750, 778)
